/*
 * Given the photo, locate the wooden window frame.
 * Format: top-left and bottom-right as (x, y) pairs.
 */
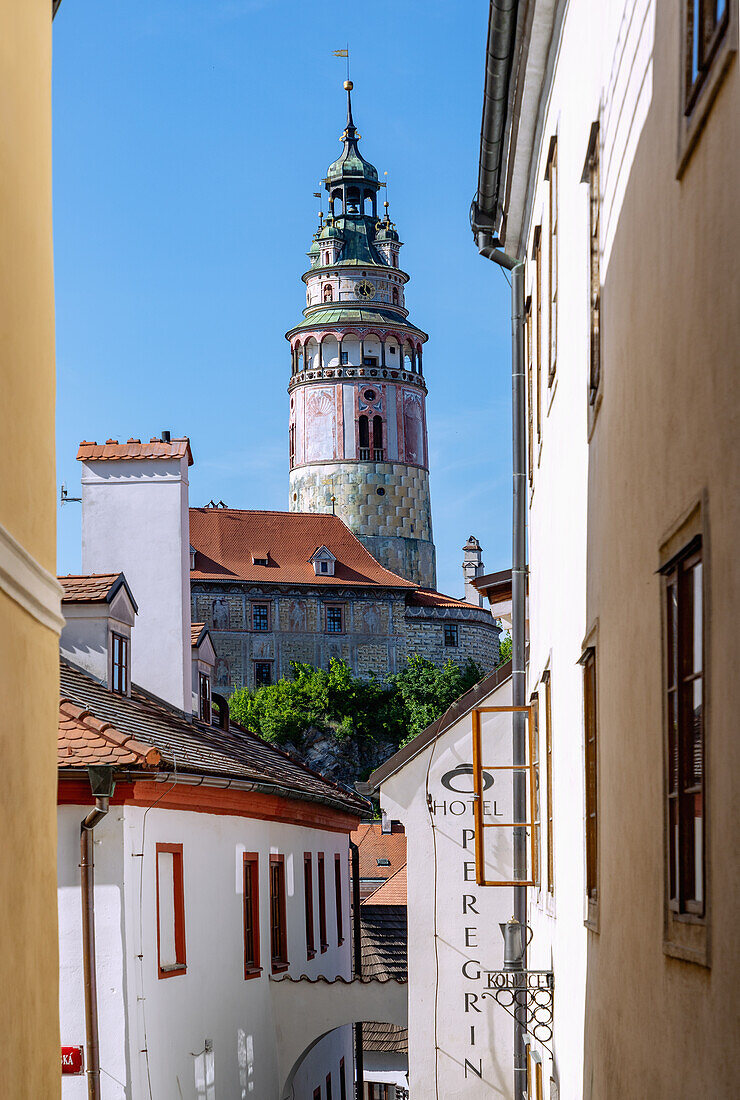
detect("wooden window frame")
(339, 1058), (347, 1100)
(530, 694), (541, 889)
(251, 601), (271, 632)
(304, 853), (316, 960)
(678, 0), (737, 176)
(543, 671), (555, 896)
(525, 294), (534, 487)
(156, 843), (187, 979)
(242, 853), (261, 979)
(660, 498), (709, 965)
(269, 854), (289, 973)
(325, 604), (344, 635)
(111, 631), (129, 695)
(545, 136), (558, 387)
(533, 226), (543, 443)
(199, 672), (211, 723)
(581, 647), (599, 928)
(443, 622), (459, 648)
(326, 1073), (333, 1100)
(581, 121), (602, 415)
(334, 853), (344, 945)
(317, 852), (328, 952)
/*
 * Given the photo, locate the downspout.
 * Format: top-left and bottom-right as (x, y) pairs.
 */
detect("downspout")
(478, 239), (528, 1100)
(80, 766), (116, 1100)
(350, 841), (364, 1100)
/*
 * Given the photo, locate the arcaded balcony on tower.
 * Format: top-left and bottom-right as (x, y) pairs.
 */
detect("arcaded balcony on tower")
(286, 81), (436, 590)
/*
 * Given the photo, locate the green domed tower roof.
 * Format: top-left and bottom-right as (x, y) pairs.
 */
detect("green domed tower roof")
(326, 81), (379, 187)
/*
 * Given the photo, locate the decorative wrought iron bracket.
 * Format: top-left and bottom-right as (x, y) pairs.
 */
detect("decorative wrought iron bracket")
(482, 970), (554, 1052)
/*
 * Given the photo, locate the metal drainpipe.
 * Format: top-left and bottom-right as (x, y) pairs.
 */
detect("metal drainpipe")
(477, 236), (528, 1100)
(81, 797), (110, 1100)
(350, 841), (364, 1099)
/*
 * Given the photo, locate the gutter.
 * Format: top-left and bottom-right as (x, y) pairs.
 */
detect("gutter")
(61, 768), (369, 819)
(80, 767), (116, 1100)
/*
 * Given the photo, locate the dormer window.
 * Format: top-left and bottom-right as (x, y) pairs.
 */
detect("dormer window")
(189, 545), (196, 571)
(310, 546), (337, 576)
(252, 551), (269, 567)
(199, 673), (211, 723)
(111, 632), (129, 695)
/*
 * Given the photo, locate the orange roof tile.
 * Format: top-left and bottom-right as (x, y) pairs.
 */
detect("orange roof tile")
(351, 821), (407, 880)
(58, 699), (161, 769)
(362, 863), (407, 906)
(407, 588), (480, 609)
(77, 437), (193, 466)
(189, 509), (416, 588)
(59, 573), (122, 602)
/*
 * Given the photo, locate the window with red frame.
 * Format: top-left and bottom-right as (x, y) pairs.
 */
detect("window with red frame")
(334, 854), (344, 945)
(270, 855), (288, 971)
(243, 853), (261, 978)
(317, 853), (328, 952)
(199, 672), (211, 723)
(339, 1058), (347, 1100)
(304, 853), (316, 960)
(156, 843), (186, 978)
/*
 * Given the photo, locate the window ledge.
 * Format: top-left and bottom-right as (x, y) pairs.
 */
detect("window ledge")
(158, 963), (187, 979)
(320, 944), (329, 954)
(244, 967), (263, 980)
(677, 7), (737, 178)
(271, 961), (289, 974)
(306, 950), (316, 962)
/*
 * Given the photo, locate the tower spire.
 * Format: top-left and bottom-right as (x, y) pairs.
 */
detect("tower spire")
(343, 79), (357, 142)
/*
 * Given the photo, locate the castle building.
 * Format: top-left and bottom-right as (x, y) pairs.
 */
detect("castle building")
(286, 80), (435, 590)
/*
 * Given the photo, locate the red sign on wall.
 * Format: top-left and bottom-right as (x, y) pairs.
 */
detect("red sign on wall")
(61, 1047), (84, 1075)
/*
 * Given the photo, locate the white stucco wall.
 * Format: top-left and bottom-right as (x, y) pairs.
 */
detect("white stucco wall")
(58, 800), (355, 1098)
(380, 674), (515, 1099)
(80, 454), (191, 714)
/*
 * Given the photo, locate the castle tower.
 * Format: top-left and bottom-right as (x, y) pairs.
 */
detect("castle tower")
(286, 82), (436, 589)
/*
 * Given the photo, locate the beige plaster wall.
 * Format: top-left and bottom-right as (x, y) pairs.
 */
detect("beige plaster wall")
(0, 0), (61, 1094)
(583, 4), (740, 1096)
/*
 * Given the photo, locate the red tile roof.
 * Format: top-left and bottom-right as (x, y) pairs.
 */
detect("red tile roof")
(77, 437), (193, 466)
(59, 573), (123, 602)
(408, 588), (481, 609)
(351, 821), (407, 881)
(363, 863), (407, 906)
(59, 699), (161, 769)
(191, 622), (207, 647)
(189, 509), (416, 588)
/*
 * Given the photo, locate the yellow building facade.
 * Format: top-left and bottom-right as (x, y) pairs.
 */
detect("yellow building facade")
(0, 0), (64, 1094)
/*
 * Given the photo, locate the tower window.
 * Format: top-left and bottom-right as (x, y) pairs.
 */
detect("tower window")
(444, 623), (459, 647)
(341, 351), (348, 365)
(372, 415), (384, 460)
(392, 288), (399, 305)
(358, 414), (370, 459)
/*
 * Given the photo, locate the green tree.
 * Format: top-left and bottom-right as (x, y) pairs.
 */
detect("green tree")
(497, 630), (512, 666)
(228, 654), (483, 757)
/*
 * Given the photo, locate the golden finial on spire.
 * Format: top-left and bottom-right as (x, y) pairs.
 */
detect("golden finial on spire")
(344, 79), (353, 91)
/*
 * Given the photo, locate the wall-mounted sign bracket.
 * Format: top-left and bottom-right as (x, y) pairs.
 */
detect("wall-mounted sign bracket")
(482, 969), (554, 1052)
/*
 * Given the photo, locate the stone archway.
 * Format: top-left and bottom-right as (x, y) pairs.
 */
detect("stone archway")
(269, 975), (407, 1099)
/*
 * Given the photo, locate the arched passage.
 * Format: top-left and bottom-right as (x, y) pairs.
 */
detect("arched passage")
(269, 975), (408, 1099)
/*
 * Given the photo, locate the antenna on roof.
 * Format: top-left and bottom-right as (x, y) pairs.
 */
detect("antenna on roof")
(60, 483), (81, 506)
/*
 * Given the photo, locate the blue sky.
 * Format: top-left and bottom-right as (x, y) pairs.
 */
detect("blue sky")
(53, 0), (513, 598)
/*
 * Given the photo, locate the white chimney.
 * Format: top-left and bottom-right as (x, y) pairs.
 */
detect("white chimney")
(78, 434), (193, 714)
(462, 535), (485, 607)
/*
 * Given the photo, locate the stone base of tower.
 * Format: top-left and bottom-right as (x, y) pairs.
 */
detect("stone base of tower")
(357, 533), (436, 591)
(289, 461), (436, 588)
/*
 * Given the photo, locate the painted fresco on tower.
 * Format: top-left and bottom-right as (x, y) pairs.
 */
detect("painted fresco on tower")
(305, 388), (336, 462)
(403, 390), (424, 465)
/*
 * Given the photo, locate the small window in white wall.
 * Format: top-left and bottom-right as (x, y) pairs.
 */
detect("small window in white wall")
(156, 844), (186, 977)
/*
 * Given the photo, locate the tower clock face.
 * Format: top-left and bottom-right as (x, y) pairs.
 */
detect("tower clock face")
(355, 280), (376, 300)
